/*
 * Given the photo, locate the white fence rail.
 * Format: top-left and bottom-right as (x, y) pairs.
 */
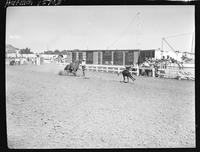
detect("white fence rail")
(56, 62), (194, 80)
(85, 64), (155, 77)
(86, 64), (125, 73)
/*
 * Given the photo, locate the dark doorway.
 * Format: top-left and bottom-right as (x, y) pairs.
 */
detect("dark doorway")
(125, 51), (134, 65)
(86, 51), (93, 64)
(113, 51), (123, 65)
(72, 52), (76, 62)
(102, 51), (112, 65)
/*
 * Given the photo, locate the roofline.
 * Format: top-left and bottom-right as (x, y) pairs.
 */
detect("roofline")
(67, 49), (156, 52)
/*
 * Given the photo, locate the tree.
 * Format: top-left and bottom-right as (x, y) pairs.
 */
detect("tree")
(54, 49), (61, 54)
(44, 50), (54, 54)
(19, 48), (33, 54)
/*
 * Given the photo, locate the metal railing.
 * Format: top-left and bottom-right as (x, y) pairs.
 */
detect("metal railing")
(157, 63), (182, 78)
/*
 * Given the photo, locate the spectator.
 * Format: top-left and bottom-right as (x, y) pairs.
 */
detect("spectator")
(81, 59), (86, 78)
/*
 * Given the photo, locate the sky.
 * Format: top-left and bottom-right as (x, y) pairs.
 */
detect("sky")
(6, 5), (194, 53)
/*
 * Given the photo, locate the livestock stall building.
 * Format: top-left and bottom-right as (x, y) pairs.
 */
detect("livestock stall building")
(67, 49), (157, 66)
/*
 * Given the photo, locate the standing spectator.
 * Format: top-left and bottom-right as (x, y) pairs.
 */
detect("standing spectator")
(81, 59), (86, 78)
(35, 57), (37, 65)
(15, 57), (20, 65)
(31, 57), (34, 64)
(36, 55), (40, 65)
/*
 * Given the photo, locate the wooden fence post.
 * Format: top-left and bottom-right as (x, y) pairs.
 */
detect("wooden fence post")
(136, 67), (139, 76)
(118, 68), (120, 74)
(152, 67), (155, 77)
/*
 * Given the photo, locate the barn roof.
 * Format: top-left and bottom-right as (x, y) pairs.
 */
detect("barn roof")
(6, 44), (19, 53)
(67, 49), (156, 52)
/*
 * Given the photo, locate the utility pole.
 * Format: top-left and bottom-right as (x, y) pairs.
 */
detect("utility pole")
(135, 11), (141, 50)
(161, 38), (164, 58)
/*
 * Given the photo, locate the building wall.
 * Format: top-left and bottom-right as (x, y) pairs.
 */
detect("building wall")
(93, 52), (98, 64)
(138, 50), (155, 64)
(102, 51), (112, 65)
(125, 51), (134, 65)
(72, 52), (76, 62)
(78, 52), (83, 61)
(98, 52), (101, 64)
(86, 51), (93, 64)
(69, 49), (156, 65)
(113, 51), (123, 65)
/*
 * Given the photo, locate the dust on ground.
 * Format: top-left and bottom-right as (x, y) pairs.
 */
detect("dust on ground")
(6, 63), (195, 148)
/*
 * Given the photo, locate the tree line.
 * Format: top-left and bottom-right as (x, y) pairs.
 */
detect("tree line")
(43, 50), (68, 55)
(19, 48), (34, 54)
(19, 48), (69, 55)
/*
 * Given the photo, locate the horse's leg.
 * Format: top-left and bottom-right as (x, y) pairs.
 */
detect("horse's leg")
(127, 76), (129, 83)
(128, 73), (135, 82)
(123, 74), (126, 82)
(129, 75), (136, 82)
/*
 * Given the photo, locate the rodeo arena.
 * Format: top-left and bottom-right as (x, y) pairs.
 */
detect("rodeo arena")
(6, 9), (195, 148)
(6, 42), (195, 148)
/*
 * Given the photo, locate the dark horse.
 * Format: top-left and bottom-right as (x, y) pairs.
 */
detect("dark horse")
(118, 67), (136, 83)
(64, 60), (80, 76)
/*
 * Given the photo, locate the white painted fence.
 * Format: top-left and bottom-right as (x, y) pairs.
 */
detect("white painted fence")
(86, 64), (125, 73)
(85, 64), (155, 77)
(57, 63), (155, 77)
(57, 62), (194, 80)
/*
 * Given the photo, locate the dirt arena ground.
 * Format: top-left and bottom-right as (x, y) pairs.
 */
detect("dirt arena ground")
(6, 63), (195, 148)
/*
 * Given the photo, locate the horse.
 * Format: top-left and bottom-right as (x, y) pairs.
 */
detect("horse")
(118, 67), (136, 83)
(64, 60), (80, 76)
(9, 60), (16, 66)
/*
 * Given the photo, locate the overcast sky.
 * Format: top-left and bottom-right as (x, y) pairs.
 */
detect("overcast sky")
(6, 5), (194, 53)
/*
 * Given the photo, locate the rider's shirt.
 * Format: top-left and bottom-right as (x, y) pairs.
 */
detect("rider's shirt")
(81, 60), (86, 71)
(82, 61), (86, 66)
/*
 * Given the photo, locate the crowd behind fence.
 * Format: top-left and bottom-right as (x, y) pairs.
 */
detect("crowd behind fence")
(6, 56), (42, 66)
